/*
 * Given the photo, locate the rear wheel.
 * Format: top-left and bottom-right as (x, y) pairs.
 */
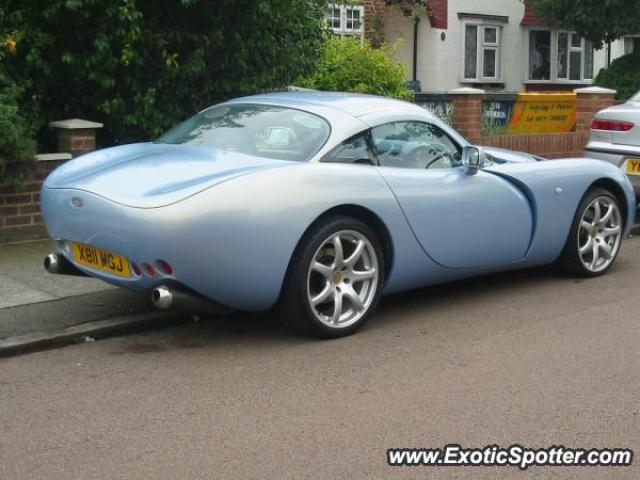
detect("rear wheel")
(558, 187), (624, 277)
(278, 215), (385, 338)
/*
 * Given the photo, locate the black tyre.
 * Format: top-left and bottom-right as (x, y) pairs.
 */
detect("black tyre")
(557, 187), (624, 277)
(278, 215), (385, 338)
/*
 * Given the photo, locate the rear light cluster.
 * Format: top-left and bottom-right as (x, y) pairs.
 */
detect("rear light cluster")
(131, 259), (173, 278)
(591, 119), (635, 132)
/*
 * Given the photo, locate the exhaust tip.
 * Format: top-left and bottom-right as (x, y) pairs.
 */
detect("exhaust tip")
(44, 253), (60, 274)
(151, 285), (173, 310)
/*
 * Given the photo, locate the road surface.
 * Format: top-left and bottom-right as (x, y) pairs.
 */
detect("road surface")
(1, 238), (639, 479)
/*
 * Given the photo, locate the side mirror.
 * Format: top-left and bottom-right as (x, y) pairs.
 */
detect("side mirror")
(461, 146), (486, 175)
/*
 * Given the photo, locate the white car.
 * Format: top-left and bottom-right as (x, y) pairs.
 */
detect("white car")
(586, 90), (640, 202)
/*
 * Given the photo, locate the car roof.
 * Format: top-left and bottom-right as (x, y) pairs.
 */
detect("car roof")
(224, 91), (432, 119)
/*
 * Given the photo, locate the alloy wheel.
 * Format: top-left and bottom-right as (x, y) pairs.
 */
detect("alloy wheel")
(306, 230), (379, 328)
(577, 195), (622, 273)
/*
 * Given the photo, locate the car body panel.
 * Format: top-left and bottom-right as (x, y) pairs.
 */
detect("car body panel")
(41, 92), (637, 312)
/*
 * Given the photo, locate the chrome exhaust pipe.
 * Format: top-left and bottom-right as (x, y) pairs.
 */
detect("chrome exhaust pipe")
(151, 285), (232, 316)
(44, 253), (88, 277)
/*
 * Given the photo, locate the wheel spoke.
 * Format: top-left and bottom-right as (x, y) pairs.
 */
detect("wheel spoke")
(599, 241), (612, 259)
(344, 240), (365, 268)
(579, 236), (593, 254)
(332, 236), (344, 269)
(580, 220), (594, 234)
(311, 282), (332, 306)
(600, 204), (614, 225)
(592, 200), (602, 224)
(331, 290), (343, 324)
(590, 241), (600, 269)
(603, 225), (620, 237)
(343, 286), (365, 312)
(350, 268), (376, 282)
(311, 261), (333, 279)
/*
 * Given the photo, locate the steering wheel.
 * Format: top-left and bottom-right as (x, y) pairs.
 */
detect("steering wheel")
(406, 144), (452, 169)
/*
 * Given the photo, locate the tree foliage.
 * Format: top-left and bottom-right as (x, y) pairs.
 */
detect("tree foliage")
(595, 53), (640, 100)
(532, 0), (640, 48)
(0, 71), (36, 184)
(297, 36), (413, 100)
(0, 0), (328, 146)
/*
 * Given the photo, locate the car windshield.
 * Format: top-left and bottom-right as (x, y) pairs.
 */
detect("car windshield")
(157, 104), (331, 162)
(631, 90), (640, 102)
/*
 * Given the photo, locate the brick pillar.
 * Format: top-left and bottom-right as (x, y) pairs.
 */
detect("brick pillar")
(449, 87), (485, 144)
(361, 0), (387, 45)
(574, 86), (616, 134)
(50, 118), (103, 157)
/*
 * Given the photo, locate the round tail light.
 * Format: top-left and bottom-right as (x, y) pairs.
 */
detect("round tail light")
(156, 259), (173, 275)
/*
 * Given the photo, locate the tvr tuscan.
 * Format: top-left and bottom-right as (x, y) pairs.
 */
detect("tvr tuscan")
(42, 92), (636, 337)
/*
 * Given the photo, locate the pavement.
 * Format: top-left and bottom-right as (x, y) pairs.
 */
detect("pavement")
(0, 240), (187, 354)
(1, 237), (639, 479)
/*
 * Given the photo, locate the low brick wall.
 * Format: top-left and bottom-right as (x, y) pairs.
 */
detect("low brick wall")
(479, 131), (590, 159)
(448, 86), (616, 159)
(0, 159), (66, 243)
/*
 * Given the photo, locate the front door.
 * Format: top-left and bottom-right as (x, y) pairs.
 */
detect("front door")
(371, 121), (533, 269)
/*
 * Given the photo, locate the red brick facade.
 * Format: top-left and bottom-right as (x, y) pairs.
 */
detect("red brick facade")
(0, 160), (64, 243)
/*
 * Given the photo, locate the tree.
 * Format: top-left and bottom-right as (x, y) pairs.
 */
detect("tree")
(532, 0), (640, 48)
(297, 36), (414, 100)
(595, 53), (640, 100)
(0, 0), (328, 147)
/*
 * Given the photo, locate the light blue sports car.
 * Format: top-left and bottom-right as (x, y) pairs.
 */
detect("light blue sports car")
(42, 92), (636, 337)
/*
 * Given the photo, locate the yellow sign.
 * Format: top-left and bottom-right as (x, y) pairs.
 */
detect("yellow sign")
(507, 93), (577, 134)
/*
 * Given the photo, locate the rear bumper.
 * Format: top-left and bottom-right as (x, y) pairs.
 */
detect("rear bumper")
(584, 147), (640, 199)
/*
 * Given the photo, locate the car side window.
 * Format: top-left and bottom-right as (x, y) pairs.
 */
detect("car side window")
(321, 131), (376, 165)
(371, 121), (462, 169)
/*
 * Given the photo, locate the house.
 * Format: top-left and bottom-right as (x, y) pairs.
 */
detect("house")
(327, 1), (638, 93)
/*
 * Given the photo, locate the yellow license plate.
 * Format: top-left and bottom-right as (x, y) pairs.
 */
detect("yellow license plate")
(72, 242), (130, 278)
(625, 158), (640, 175)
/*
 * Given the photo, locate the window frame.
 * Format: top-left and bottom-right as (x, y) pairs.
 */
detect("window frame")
(526, 28), (595, 84)
(326, 3), (365, 38)
(461, 21), (503, 83)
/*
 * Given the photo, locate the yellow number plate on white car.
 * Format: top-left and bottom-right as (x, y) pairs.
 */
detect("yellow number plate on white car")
(72, 242), (131, 278)
(625, 158), (640, 175)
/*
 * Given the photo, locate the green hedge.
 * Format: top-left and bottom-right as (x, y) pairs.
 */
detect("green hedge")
(595, 53), (640, 101)
(0, 0), (328, 148)
(0, 73), (36, 185)
(297, 36), (414, 100)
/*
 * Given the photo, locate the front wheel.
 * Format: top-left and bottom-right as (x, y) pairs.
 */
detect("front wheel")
(558, 187), (624, 277)
(278, 216), (385, 338)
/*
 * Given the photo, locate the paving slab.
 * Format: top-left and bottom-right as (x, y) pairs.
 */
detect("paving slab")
(0, 240), (113, 308)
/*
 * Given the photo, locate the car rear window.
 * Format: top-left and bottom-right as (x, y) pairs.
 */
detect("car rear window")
(157, 104), (330, 162)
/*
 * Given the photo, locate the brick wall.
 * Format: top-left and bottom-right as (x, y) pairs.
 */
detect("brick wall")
(449, 87), (616, 159)
(0, 160), (66, 243)
(362, 0), (386, 45)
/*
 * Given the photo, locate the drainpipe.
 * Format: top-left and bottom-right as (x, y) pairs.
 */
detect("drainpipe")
(413, 16), (420, 81)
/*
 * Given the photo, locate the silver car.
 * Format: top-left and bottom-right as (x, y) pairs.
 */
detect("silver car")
(585, 90), (640, 202)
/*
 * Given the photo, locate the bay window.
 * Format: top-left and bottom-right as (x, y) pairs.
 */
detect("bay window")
(528, 29), (594, 82)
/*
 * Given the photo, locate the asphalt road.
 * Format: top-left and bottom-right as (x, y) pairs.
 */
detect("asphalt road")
(1, 238), (639, 480)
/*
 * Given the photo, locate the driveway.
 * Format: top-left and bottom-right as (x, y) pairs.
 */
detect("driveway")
(1, 238), (639, 479)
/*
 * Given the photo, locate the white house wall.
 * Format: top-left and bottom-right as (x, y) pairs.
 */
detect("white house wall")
(384, 0), (624, 93)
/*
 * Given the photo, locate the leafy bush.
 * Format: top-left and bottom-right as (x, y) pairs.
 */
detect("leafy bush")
(0, 73), (36, 185)
(0, 0), (328, 146)
(297, 36), (414, 100)
(595, 53), (640, 101)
